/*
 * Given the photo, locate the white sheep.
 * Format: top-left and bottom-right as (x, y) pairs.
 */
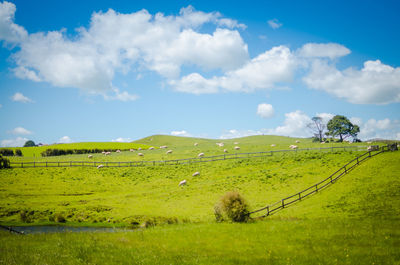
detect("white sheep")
(88, 155), (93, 158)
(289, 145), (298, 149)
(234, 142), (239, 145)
(138, 153), (144, 156)
(116, 150), (121, 153)
(138, 147), (142, 151)
(160, 145), (168, 149)
(270, 144), (276, 147)
(234, 146), (240, 150)
(179, 180), (187, 186)
(223, 149), (228, 153)
(367, 141), (372, 144)
(105, 151), (111, 155)
(295, 140), (300, 143)
(102, 151), (106, 154)
(192, 172), (200, 177)
(194, 143), (198, 146)
(166, 150), (173, 154)
(130, 149), (135, 152)
(321, 141), (325, 144)
(216, 143), (224, 147)
(198, 152), (204, 157)
(97, 164), (104, 169)
(149, 147), (155, 150)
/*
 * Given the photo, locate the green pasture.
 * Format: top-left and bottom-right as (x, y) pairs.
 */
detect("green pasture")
(0, 135), (399, 264)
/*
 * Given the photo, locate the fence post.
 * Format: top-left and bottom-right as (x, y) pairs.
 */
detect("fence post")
(58, 162), (60, 167)
(282, 199), (285, 208)
(267, 206), (270, 216)
(357, 157), (359, 165)
(315, 184), (318, 192)
(70, 161), (72, 167)
(298, 193), (301, 200)
(33, 162), (35, 168)
(46, 162), (48, 168)
(21, 162), (23, 168)
(369, 151), (371, 157)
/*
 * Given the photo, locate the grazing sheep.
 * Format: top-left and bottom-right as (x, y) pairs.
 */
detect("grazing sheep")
(88, 155), (93, 158)
(321, 141), (325, 144)
(234, 146), (240, 150)
(179, 180), (187, 186)
(367, 141), (372, 144)
(102, 151), (106, 154)
(130, 149), (135, 152)
(194, 143), (198, 146)
(138, 147), (142, 151)
(138, 153), (144, 156)
(217, 143), (224, 147)
(97, 164), (104, 169)
(149, 147), (155, 150)
(166, 150), (173, 154)
(295, 140), (300, 143)
(160, 145), (167, 149)
(105, 152), (111, 155)
(223, 149), (228, 153)
(234, 142), (239, 145)
(116, 150), (121, 153)
(270, 144), (276, 147)
(289, 145), (298, 149)
(192, 172), (200, 177)
(198, 152), (204, 157)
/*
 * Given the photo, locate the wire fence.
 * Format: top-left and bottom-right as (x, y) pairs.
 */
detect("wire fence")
(9, 145), (370, 168)
(249, 145), (393, 218)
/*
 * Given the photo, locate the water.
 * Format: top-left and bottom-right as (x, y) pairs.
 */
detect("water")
(1, 225), (135, 234)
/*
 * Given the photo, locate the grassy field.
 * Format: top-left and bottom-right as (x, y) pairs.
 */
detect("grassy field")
(0, 135), (399, 264)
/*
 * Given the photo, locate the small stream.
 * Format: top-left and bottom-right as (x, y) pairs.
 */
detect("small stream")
(1, 225), (135, 234)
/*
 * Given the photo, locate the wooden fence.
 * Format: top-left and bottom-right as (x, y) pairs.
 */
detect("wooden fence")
(9, 145), (369, 168)
(249, 146), (392, 218)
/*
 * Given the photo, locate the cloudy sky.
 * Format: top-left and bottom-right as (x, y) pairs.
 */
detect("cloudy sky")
(1, 0), (399, 146)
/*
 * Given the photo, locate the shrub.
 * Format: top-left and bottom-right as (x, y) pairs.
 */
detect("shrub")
(15, 149), (23, 156)
(214, 191), (249, 223)
(0, 155), (11, 169)
(0, 149), (14, 156)
(54, 213), (66, 223)
(19, 210), (33, 223)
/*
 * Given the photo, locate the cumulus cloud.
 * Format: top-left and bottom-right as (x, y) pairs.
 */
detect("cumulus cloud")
(171, 45), (297, 94)
(111, 137), (132, 142)
(58, 136), (72, 143)
(304, 59), (400, 104)
(270, 110), (312, 137)
(11, 92), (33, 103)
(257, 103), (274, 118)
(1, 2), (248, 99)
(1, 137), (28, 147)
(220, 129), (265, 139)
(171, 130), (191, 137)
(10, 127), (32, 135)
(298, 43), (350, 59)
(351, 117), (400, 140)
(315, 112), (335, 124)
(267, 19), (282, 29)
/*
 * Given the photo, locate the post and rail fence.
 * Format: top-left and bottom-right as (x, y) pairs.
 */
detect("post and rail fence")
(8, 145), (370, 169)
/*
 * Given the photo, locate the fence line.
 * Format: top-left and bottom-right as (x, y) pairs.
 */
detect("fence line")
(9, 145), (369, 169)
(249, 146), (392, 218)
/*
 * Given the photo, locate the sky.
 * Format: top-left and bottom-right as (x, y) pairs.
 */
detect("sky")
(1, 0), (400, 146)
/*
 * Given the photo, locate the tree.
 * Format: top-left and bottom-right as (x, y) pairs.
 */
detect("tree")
(327, 115), (360, 142)
(307, 116), (326, 142)
(23, 140), (36, 147)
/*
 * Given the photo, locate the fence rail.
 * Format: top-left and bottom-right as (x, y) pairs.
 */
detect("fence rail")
(9, 145), (369, 168)
(249, 146), (392, 218)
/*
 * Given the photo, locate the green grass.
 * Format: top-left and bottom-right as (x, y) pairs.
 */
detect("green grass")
(0, 135), (398, 264)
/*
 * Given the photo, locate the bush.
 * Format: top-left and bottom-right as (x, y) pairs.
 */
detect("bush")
(54, 213), (66, 223)
(15, 149), (23, 156)
(0, 149), (14, 156)
(214, 191), (249, 223)
(0, 155), (11, 169)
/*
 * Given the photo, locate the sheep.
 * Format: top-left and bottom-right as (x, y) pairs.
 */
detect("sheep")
(295, 140), (300, 143)
(179, 180), (187, 186)
(321, 141), (325, 144)
(160, 145), (167, 149)
(138, 147), (142, 151)
(216, 143), (224, 147)
(223, 149), (228, 153)
(234, 142), (239, 145)
(289, 145), (298, 149)
(116, 150), (121, 153)
(367, 141), (372, 144)
(97, 164), (104, 169)
(194, 143), (198, 146)
(138, 153), (144, 156)
(198, 152), (204, 157)
(234, 146), (240, 150)
(130, 149), (135, 152)
(192, 172), (200, 177)
(105, 151), (111, 155)
(166, 150), (173, 154)
(149, 147), (155, 150)
(88, 155), (93, 158)
(102, 151), (106, 154)
(270, 144), (276, 147)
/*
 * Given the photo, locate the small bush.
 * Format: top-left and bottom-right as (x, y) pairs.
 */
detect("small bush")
(15, 149), (23, 156)
(19, 210), (33, 223)
(214, 191), (249, 223)
(0, 155), (11, 169)
(54, 213), (66, 223)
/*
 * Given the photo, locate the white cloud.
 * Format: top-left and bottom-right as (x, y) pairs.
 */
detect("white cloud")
(111, 137), (132, 142)
(352, 117), (400, 140)
(10, 127), (32, 135)
(298, 43), (350, 59)
(0, 104), (2, 108)
(104, 88), (138, 102)
(257, 103), (274, 118)
(171, 130), (191, 137)
(3, 3), (248, 98)
(304, 59), (400, 104)
(0, 1), (27, 44)
(1, 137), (28, 147)
(315, 112), (334, 125)
(58, 136), (72, 143)
(220, 129), (265, 139)
(11, 92), (33, 103)
(270, 110), (312, 137)
(267, 19), (282, 29)
(171, 45), (297, 94)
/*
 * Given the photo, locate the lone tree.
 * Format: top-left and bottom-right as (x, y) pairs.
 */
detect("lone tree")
(307, 116), (326, 142)
(23, 140), (36, 147)
(327, 115), (360, 142)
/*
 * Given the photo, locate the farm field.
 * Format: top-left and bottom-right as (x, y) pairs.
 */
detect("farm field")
(0, 135), (399, 264)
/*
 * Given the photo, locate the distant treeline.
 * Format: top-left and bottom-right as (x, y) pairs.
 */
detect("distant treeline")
(41, 148), (135, 157)
(0, 149), (23, 157)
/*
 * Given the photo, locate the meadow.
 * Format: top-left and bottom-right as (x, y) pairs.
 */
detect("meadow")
(0, 135), (399, 264)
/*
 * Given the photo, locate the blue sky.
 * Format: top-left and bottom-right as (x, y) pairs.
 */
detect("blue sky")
(1, 0), (399, 146)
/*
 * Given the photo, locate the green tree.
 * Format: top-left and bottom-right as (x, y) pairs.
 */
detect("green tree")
(327, 115), (360, 142)
(23, 140), (36, 147)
